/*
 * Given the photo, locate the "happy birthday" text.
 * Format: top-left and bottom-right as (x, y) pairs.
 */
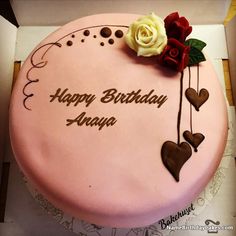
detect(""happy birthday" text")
(49, 87), (168, 108)
(49, 87), (168, 130)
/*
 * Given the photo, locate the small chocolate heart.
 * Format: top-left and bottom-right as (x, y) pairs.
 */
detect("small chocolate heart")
(185, 88), (209, 111)
(183, 131), (205, 152)
(161, 141), (192, 182)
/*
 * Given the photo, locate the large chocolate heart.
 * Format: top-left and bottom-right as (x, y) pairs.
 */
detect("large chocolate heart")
(183, 130), (205, 152)
(161, 141), (192, 182)
(185, 88), (209, 111)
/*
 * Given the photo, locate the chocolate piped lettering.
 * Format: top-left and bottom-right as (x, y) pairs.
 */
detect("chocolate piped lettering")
(50, 87), (168, 130)
(66, 112), (117, 130)
(49, 87), (168, 108)
(49, 88), (96, 107)
(101, 88), (167, 108)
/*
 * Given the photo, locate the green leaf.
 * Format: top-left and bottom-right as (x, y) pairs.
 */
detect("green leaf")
(184, 38), (206, 51)
(188, 47), (206, 65)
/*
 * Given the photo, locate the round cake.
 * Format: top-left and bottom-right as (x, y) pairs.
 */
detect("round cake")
(9, 13), (228, 227)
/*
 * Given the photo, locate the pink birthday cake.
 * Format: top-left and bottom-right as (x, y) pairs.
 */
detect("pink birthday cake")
(9, 13), (228, 227)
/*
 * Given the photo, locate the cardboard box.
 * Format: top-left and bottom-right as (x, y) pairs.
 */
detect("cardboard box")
(0, 1), (235, 235)
(226, 15), (236, 105)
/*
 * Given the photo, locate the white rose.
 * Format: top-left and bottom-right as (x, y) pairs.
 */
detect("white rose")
(125, 13), (167, 57)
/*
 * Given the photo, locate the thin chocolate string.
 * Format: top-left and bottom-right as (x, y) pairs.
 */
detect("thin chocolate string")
(177, 71), (184, 145)
(188, 66), (193, 134)
(188, 66), (191, 88)
(197, 64), (199, 93)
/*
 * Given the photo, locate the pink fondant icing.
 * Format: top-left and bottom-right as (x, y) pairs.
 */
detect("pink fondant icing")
(9, 14), (228, 227)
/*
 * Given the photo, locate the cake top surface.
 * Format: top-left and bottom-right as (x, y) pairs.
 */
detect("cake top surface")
(9, 13), (228, 227)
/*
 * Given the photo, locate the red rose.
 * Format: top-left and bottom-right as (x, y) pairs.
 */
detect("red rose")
(164, 12), (192, 42)
(159, 38), (190, 72)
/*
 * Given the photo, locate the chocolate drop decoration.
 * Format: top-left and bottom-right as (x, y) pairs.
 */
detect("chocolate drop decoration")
(66, 40), (73, 46)
(115, 30), (123, 38)
(100, 27), (112, 38)
(185, 88), (209, 111)
(83, 30), (90, 36)
(183, 131), (205, 152)
(161, 141), (192, 182)
(108, 38), (114, 44)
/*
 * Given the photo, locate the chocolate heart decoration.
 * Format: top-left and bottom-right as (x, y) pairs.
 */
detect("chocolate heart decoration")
(185, 88), (209, 111)
(183, 131), (205, 152)
(161, 141), (192, 182)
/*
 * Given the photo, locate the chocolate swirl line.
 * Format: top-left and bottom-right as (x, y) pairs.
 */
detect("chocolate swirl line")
(23, 43), (62, 110)
(22, 25), (128, 110)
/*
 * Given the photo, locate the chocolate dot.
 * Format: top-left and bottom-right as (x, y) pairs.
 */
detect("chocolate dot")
(67, 40), (73, 46)
(115, 30), (123, 38)
(108, 38), (114, 45)
(100, 42), (104, 46)
(100, 27), (112, 38)
(71, 34), (75, 38)
(83, 30), (90, 36)
(81, 39), (85, 43)
(93, 35), (97, 38)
